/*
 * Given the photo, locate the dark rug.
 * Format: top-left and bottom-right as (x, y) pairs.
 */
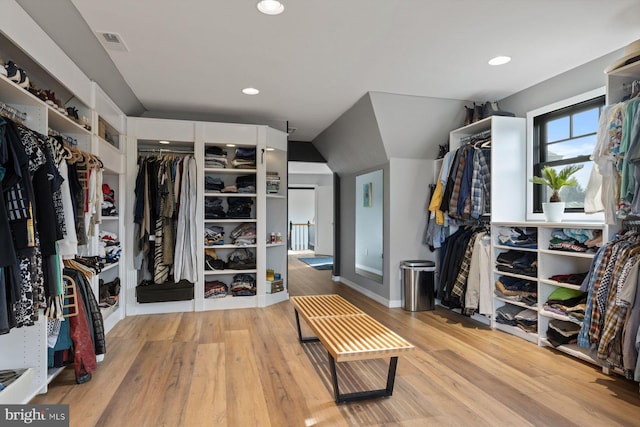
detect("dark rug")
(299, 257), (334, 270)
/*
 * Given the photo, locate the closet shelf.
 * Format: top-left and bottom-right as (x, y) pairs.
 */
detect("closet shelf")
(204, 192), (256, 198)
(101, 216), (119, 221)
(205, 244), (257, 249)
(204, 168), (257, 174)
(493, 244), (537, 253)
(100, 303), (119, 321)
(538, 249), (596, 259)
(100, 262), (119, 274)
(0, 74), (44, 107)
(538, 279), (582, 291)
(492, 270), (537, 282)
(539, 339), (597, 365)
(0, 368), (34, 404)
(48, 106), (91, 136)
(46, 367), (65, 384)
(494, 323), (538, 344)
(205, 219), (257, 223)
(266, 242), (285, 248)
(538, 308), (582, 325)
(494, 297), (538, 311)
(204, 269), (257, 275)
(202, 295), (257, 310)
(267, 194), (286, 199)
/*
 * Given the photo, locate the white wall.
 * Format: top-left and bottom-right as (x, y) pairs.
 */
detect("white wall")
(288, 189), (315, 224)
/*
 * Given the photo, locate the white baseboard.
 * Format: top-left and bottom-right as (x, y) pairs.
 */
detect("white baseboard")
(335, 276), (392, 308)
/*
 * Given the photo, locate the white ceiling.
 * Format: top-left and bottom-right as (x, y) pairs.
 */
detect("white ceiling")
(60, 0), (640, 141)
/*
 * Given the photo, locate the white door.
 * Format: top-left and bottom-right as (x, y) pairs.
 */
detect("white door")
(314, 185), (334, 256)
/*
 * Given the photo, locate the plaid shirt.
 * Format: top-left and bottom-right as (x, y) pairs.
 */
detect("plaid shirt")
(596, 243), (640, 365)
(470, 148), (491, 219)
(578, 232), (639, 348)
(448, 146), (468, 219)
(451, 231), (481, 301)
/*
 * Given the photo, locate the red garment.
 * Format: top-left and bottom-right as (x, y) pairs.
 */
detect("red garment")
(68, 287), (96, 382)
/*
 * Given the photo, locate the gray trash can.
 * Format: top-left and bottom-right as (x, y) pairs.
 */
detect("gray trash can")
(401, 260), (436, 312)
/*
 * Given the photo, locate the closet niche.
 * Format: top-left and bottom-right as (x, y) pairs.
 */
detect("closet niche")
(355, 169), (384, 283)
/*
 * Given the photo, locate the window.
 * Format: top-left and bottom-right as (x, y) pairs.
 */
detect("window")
(532, 94), (605, 212)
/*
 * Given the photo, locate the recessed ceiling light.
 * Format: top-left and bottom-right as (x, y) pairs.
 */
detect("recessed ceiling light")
(159, 140), (170, 145)
(488, 56), (511, 66)
(266, 147), (275, 151)
(226, 144), (236, 147)
(257, 0), (284, 15)
(242, 87), (260, 95)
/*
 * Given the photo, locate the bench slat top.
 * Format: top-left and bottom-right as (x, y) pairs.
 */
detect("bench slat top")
(291, 294), (414, 362)
(291, 294), (363, 318)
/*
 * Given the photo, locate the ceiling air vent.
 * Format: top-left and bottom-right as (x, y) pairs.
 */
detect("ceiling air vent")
(97, 32), (129, 52)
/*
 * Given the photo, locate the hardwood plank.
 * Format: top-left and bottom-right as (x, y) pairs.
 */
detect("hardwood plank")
(32, 256), (640, 426)
(224, 330), (272, 427)
(183, 343), (227, 427)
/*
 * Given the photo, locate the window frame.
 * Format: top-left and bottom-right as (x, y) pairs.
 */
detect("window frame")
(526, 87), (606, 222)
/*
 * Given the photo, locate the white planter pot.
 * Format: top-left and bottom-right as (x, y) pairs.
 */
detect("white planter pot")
(542, 202), (565, 222)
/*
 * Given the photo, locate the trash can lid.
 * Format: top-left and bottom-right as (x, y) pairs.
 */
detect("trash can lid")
(401, 260), (435, 268)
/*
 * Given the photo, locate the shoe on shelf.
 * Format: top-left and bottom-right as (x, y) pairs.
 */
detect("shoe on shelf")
(463, 105), (473, 126)
(481, 101), (515, 119)
(472, 102), (483, 123)
(44, 89), (56, 107)
(5, 61), (21, 83)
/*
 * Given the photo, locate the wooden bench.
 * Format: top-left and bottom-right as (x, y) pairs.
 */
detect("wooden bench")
(291, 294), (414, 403)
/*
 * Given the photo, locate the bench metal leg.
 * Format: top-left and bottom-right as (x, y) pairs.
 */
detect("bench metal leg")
(328, 353), (399, 403)
(295, 309), (320, 343)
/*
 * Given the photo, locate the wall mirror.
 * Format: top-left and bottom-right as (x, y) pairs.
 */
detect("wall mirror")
(355, 169), (383, 283)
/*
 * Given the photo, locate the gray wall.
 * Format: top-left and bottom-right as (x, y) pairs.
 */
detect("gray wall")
(499, 50), (622, 115)
(313, 93), (387, 175)
(370, 92), (470, 159)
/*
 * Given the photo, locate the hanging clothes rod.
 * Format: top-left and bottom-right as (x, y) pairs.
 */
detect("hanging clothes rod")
(0, 102), (27, 124)
(48, 128), (78, 146)
(138, 148), (194, 154)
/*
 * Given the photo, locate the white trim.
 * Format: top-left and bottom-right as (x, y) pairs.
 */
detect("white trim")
(526, 87), (606, 222)
(336, 276), (393, 308)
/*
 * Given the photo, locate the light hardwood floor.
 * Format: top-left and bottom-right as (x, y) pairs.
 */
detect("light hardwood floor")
(33, 256), (640, 426)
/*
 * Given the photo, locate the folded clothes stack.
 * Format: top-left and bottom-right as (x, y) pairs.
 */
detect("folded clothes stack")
(232, 147), (256, 169)
(497, 227), (537, 249)
(205, 280), (228, 298)
(543, 287), (587, 323)
(99, 230), (121, 264)
(230, 273), (256, 296)
(205, 197), (226, 219)
(205, 176), (225, 192)
(227, 248), (256, 269)
(102, 184), (118, 216)
(236, 174), (256, 194)
(205, 146), (228, 169)
(495, 305), (537, 333)
(227, 197), (253, 218)
(496, 250), (537, 277)
(229, 223), (256, 245)
(494, 276), (537, 306)
(205, 225), (225, 245)
(546, 319), (581, 347)
(548, 228), (602, 253)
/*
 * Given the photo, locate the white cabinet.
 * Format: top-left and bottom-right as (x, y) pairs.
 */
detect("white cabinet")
(492, 222), (614, 366)
(126, 119), (288, 314)
(92, 83), (127, 334)
(449, 115), (527, 223)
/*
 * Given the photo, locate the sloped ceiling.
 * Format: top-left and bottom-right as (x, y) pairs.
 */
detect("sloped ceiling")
(14, 0), (640, 142)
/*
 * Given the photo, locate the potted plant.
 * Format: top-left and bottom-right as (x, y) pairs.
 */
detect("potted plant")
(530, 165), (582, 222)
